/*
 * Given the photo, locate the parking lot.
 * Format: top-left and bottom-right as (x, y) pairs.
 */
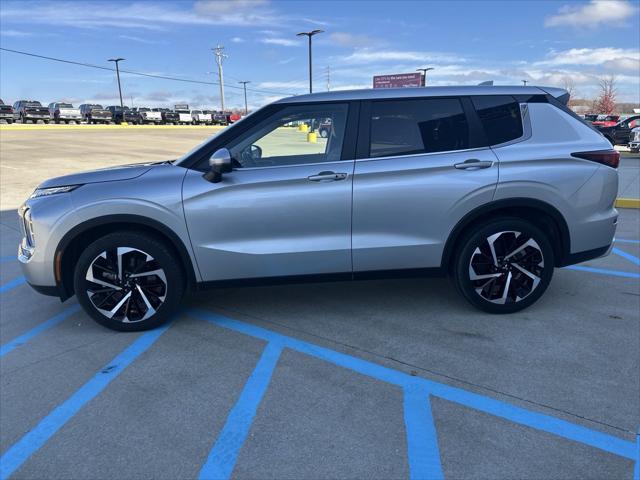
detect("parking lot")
(1, 126), (639, 479)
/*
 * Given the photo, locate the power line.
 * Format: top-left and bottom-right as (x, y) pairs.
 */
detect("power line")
(0, 47), (297, 97)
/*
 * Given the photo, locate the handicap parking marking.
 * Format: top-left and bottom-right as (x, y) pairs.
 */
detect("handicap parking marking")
(0, 276), (25, 294)
(615, 238), (640, 245)
(0, 321), (171, 480)
(0, 304), (81, 357)
(188, 309), (637, 480)
(198, 342), (283, 480)
(563, 240), (640, 279)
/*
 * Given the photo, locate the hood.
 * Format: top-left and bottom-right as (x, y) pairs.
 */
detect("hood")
(38, 161), (171, 189)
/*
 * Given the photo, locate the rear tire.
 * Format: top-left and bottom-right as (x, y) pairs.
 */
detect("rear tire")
(73, 231), (185, 331)
(452, 218), (554, 314)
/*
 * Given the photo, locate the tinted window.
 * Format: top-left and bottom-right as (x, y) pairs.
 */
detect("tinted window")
(472, 96), (523, 145)
(369, 98), (469, 158)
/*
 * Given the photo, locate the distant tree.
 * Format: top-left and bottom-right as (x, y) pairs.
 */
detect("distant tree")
(593, 76), (617, 114)
(562, 76), (576, 102)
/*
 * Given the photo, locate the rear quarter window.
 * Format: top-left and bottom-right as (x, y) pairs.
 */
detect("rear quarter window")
(472, 95), (523, 145)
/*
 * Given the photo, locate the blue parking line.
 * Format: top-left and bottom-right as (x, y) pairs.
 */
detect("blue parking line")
(635, 428), (640, 480)
(0, 256), (15, 264)
(199, 342), (283, 480)
(0, 322), (170, 480)
(615, 238), (640, 245)
(189, 309), (636, 464)
(0, 304), (81, 357)
(0, 276), (25, 294)
(403, 387), (444, 480)
(565, 265), (640, 279)
(613, 247), (640, 267)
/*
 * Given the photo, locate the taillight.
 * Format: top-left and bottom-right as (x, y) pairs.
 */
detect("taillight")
(571, 150), (620, 169)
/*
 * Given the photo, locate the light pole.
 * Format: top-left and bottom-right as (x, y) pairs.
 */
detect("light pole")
(108, 58), (125, 108)
(296, 29), (323, 93)
(522, 79), (528, 86)
(416, 67), (434, 87)
(238, 81), (250, 115)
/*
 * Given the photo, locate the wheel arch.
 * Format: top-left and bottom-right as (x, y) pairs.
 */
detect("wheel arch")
(55, 214), (198, 301)
(441, 198), (571, 271)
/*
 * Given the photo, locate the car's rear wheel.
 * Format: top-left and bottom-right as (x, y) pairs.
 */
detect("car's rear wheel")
(73, 232), (185, 331)
(452, 218), (554, 314)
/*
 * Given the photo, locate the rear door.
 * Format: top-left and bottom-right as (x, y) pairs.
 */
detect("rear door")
(352, 96), (499, 272)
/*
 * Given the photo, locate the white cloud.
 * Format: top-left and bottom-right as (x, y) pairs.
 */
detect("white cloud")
(0, 29), (32, 37)
(537, 47), (640, 71)
(261, 37), (300, 47)
(329, 32), (373, 48)
(256, 80), (307, 90)
(118, 34), (164, 45)
(231, 36), (245, 43)
(337, 49), (466, 65)
(545, 0), (637, 28)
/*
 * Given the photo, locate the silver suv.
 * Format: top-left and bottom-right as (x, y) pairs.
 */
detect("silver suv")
(18, 86), (619, 331)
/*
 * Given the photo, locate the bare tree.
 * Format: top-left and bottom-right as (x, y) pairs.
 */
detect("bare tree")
(561, 76), (576, 103)
(593, 76), (617, 114)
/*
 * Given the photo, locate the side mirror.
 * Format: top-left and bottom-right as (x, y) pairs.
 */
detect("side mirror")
(204, 148), (233, 183)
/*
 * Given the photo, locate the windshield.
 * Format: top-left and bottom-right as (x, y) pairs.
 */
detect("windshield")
(25, 101), (42, 107)
(58, 103), (73, 108)
(192, 110), (202, 114)
(138, 108), (150, 112)
(89, 104), (103, 109)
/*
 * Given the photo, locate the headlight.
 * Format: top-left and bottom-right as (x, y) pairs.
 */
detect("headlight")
(30, 185), (79, 199)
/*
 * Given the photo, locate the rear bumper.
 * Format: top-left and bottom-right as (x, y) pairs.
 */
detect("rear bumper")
(558, 244), (611, 267)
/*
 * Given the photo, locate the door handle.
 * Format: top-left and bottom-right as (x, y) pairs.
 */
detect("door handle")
(454, 159), (493, 170)
(307, 171), (348, 182)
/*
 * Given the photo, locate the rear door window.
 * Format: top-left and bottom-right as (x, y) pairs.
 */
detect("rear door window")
(368, 98), (470, 158)
(471, 95), (523, 145)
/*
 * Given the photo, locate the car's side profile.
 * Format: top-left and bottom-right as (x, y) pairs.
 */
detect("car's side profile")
(18, 86), (619, 331)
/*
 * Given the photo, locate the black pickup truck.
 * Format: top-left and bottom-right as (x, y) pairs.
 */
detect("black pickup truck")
(107, 106), (140, 125)
(153, 108), (179, 125)
(79, 104), (112, 124)
(13, 100), (50, 124)
(0, 99), (15, 123)
(597, 115), (640, 146)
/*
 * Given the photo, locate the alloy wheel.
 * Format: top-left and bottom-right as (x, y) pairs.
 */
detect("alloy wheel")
(85, 247), (167, 323)
(468, 231), (544, 305)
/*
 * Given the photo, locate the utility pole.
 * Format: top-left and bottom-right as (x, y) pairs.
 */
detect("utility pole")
(296, 29), (323, 93)
(326, 65), (330, 92)
(238, 81), (250, 115)
(416, 67), (434, 87)
(522, 79), (528, 86)
(212, 45), (227, 112)
(108, 58), (125, 108)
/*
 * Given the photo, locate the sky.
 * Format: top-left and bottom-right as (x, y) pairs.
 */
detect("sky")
(1, 0), (639, 110)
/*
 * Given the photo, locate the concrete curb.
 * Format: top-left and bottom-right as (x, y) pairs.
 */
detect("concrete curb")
(615, 198), (640, 209)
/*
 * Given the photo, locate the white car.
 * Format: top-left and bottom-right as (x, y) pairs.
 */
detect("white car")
(191, 110), (212, 125)
(48, 102), (82, 124)
(133, 107), (162, 124)
(174, 104), (192, 125)
(629, 126), (640, 153)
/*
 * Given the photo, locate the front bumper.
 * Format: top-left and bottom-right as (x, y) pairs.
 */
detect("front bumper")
(629, 141), (640, 151)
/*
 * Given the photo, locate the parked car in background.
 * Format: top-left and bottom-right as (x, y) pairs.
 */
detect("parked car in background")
(592, 115), (620, 128)
(80, 104), (112, 124)
(228, 112), (242, 124)
(175, 104), (192, 124)
(191, 110), (212, 125)
(213, 111), (229, 125)
(583, 114), (598, 123)
(48, 102), (82, 124)
(153, 108), (179, 125)
(18, 85), (619, 330)
(14, 100), (50, 124)
(318, 118), (332, 138)
(598, 115), (640, 145)
(0, 99), (15, 123)
(132, 107), (162, 124)
(629, 126), (640, 153)
(107, 106), (140, 125)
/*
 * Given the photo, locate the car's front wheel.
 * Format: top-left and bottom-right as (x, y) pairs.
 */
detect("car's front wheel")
(73, 232), (185, 331)
(453, 218), (554, 314)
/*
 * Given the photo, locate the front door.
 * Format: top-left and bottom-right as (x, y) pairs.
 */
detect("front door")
(183, 102), (355, 281)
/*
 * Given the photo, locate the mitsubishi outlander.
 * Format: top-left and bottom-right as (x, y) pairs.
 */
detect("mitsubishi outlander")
(18, 86), (619, 331)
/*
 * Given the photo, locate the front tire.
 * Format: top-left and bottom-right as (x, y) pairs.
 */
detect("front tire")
(452, 218), (554, 314)
(73, 232), (185, 331)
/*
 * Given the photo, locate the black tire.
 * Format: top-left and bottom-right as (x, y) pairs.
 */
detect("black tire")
(73, 231), (185, 331)
(6, 119), (13, 124)
(452, 217), (554, 314)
